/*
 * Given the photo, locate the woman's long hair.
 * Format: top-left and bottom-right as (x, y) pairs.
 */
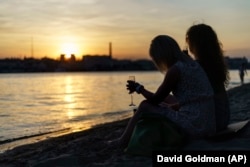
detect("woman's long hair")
(149, 35), (188, 73)
(186, 24), (229, 92)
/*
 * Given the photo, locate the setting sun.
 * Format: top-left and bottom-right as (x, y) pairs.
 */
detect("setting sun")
(61, 43), (79, 58)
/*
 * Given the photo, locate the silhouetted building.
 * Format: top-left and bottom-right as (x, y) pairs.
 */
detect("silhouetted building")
(225, 56), (249, 69)
(82, 55), (113, 71)
(60, 54), (65, 62)
(70, 54), (76, 62)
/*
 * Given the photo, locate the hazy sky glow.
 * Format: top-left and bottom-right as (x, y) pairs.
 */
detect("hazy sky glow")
(1, 0), (250, 60)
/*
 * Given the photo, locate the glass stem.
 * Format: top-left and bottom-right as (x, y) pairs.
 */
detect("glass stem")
(131, 94), (133, 104)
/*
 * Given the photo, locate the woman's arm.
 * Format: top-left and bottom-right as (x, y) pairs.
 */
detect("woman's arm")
(140, 65), (180, 104)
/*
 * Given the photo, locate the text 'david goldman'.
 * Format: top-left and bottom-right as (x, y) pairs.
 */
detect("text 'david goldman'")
(152, 151), (249, 167)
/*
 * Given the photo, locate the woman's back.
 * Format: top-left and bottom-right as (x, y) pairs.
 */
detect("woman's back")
(186, 23), (230, 132)
(173, 61), (214, 105)
(198, 59), (230, 132)
(167, 61), (216, 138)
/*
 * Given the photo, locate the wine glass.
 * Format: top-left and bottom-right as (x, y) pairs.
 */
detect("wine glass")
(128, 76), (136, 106)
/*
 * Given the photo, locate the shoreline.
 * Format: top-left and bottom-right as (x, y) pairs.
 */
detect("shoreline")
(0, 115), (132, 154)
(0, 128), (74, 154)
(1, 83), (250, 166)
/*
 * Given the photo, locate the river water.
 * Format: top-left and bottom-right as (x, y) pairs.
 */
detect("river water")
(0, 70), (249, 152)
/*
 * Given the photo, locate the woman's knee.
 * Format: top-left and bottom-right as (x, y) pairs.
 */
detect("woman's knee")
(138, 100), (155, 113)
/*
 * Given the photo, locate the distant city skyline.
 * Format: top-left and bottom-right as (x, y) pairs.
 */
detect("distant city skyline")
(1, 0), (250, 60)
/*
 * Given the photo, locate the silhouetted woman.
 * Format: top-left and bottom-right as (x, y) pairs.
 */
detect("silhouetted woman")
(186, 23), (230, 132)
(112, 35), (216, 148)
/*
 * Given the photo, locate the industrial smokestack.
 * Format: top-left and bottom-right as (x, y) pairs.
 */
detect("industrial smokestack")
(109, 42), (112, 59)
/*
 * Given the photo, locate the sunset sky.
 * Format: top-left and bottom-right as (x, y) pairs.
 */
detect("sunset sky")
(1, 0), (250, 60)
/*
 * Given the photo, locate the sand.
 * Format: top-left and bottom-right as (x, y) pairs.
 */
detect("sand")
(1, 83), (250, 167)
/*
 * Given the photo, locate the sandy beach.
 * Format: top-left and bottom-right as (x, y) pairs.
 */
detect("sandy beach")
(1, 83), (250, 167)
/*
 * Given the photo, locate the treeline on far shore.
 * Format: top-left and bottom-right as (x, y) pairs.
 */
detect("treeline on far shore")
(0, 56), (248, 73)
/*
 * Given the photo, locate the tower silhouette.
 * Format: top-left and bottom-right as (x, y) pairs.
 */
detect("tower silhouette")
(31, 37), (34, 57)
(109, 42), (112, 59)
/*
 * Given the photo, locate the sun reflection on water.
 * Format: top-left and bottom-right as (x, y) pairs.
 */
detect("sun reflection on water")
(63, 76), (77, 119)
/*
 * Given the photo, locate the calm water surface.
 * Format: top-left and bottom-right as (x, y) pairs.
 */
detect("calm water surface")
(0, 70), (249, 152)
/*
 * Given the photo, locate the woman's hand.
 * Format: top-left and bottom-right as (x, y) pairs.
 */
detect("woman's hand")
(126, 81), (141, 94)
